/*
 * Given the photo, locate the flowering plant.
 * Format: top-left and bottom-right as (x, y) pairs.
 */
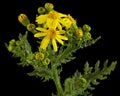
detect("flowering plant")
(6, 2), (117, 96)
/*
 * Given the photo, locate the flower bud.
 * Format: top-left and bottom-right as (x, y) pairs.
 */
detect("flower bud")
(37, 7), (46, 14)
(28, 53), (34, 60)
(77, 77), (87, 88)
(35, 52), (44, 60)
(7, 39), (16, 52)
(18, 14), (30, 26)
(84, 32), (91, 39)
(42, 58), (50, 66)
(16, 40), (21, 46)
(44, 2), (54, 12)
(83, 24), (91, 32)
(27, 23), (36, 33)
(9, 39), (16, 45)
(76, 28), (83, 38)
(8, 45), (14, 52)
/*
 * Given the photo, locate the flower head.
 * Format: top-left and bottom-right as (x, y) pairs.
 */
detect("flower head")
(34, 22), (68, 52)
(61, 14), (76, 29)
(36, 10), (76, 30)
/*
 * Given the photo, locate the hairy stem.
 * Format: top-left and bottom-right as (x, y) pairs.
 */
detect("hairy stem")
(52, 64), (63, 96)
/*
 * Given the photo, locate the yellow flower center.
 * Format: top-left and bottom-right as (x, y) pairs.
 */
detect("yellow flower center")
(48, 11), (58, 19)
(48, 28), (57, 39)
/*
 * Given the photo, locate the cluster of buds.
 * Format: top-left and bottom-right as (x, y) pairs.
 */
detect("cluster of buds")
(18, 13), (36, 33)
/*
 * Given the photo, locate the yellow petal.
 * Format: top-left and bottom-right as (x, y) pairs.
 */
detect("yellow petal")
(36, 14), (48, 24)
(57, 35), (68, 40)
(40, 36), (50, 50)
(57, 23), (62, 30)
(58, 12), (67, 18)
(36, 27), (47, 32)
(58, 30), (65, 34)
(34, 32), (47, 37)
(56, 37), (64, 45)
(52, 39), (58, 52)
(46, 18), (54, 28)
(53, 20), (59, 28)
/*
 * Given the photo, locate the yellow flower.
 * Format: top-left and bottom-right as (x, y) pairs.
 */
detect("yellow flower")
(34, 22), (68, 52)
(61, 14), (76, 29)
(36, 10), (76, 30)
(36, 10), (66, 28)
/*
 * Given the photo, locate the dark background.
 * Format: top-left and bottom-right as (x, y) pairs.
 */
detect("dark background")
(1, 0), (120, 96)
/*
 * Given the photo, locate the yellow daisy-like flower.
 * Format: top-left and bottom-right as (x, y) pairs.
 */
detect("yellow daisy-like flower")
(36, 10), (76, 30)
(61, 14), (76, 29)
(34, 22), (68, 52)
(36, 10), (67, 28)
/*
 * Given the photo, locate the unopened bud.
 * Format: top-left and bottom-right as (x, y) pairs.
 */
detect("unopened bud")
(9, 39), (16, 45)
(37, 7), (46, 14)
(35, 52), (44, 60)
(76, 28), (83, 38)
(42, 58), (50, 66)
(7, 39), (16, 52)
(83, 24), (91, 32)
(44, 2), (54, 12)
(27, 23), (36, 33)
(84, 32), (91, 39)
(18, 14), (30, 26)
(16, 40), (21, 46)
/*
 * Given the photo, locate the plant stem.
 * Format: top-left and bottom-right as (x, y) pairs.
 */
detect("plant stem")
(51, 43), (73, 96)
(52, 64), (63, 96)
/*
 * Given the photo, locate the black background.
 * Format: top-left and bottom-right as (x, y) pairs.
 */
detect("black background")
(1, 0), (120, 96)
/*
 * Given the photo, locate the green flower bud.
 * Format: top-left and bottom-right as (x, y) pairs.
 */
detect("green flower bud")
(18, 14), (30, 26)
(28, 53), (34, 60)
(16, 40), (21, 46)
(44, 2), (54, 12)
(8, 45), (14, 52)
(42, 58), (50, 66)
(27, 23), (36, 33)
(7, 39), (16, 52)
(37, 7), (46, 14)
(9, 39), (16, 45)
(76, 28), (83, 38)
(83, 24), (91, 32)
(35, 52), (44, 60)
(77, 77), (87, 88)
(84, 32), (91, 39)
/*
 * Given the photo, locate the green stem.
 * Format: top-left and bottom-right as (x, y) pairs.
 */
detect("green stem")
(52, 64), (63, 96)
(52, 43), (73, 96)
